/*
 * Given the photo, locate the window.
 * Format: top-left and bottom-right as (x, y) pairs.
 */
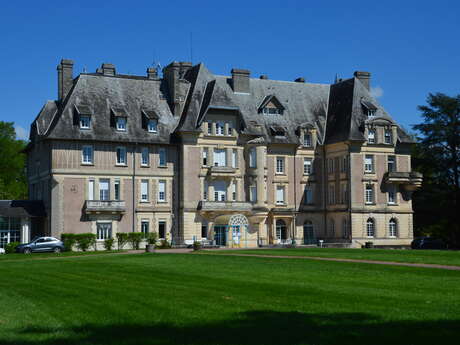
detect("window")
(202, 148), (208, 166)
(303, 158), (312, 175)
(275, 220), (287, 240)
(232, 149), (237, 168)
(158, 148), (166, 167)
(80, 115), (91, 129)
(366, 218), (375, 237)
(263, 107), (282, 115)
(148, 119), (157, 133)
(201, 222), (208, 238)
(276, 157), (284, 174)
(276, 185), (285, 204)
(88, 179), (95, 200)
(228, 122), (233, 136)
(114, 179), (120, 201)
(303, 132), (312, 147)
(328, 158), (334, 174)
(341, 184), (348, 204)
(365, 184), (374, 204)
(342, 218), (349, 239)
(116, 117), (127, 131)
(213, 149), (226, 167)
(367, 109), (376, 119)
(141, 220), (149, 235)
(367, 129), (375, 144)
(387, 156), (396, 172)
(207, 122), (212, 135)
(96, 223), (112, 240)
(158, 180), (166, 202)
(203, 181), (208, 200)
(303, 221), (315, 244)
(216, 122), (224, 135)
(328, 219), (335, 237)
(232, 183), (236, 201)
(388, 185), (397, 204)
(389, 218), (398, 237)
(116, 147), (127, 165)
(328, 184), (335, 205)
(364, 155), (374, 173)
(141, 180), (149, 202)
(82, 145), (93, 164)
(158, 221), (166, 238)
(141, 147), (149, 166)
(250, 185), (257, 203)
(304, 186), (313, 205)
(384, 129), (392, 144)
(249, 148), (257, 168)
(213, 180), (226, 201)
(341, 156), (348, 173)
(99, 179), (110, 201)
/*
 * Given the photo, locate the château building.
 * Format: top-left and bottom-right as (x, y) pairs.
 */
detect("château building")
(23, 59), (422, 248)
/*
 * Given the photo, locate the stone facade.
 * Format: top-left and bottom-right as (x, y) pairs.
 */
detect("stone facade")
(25, 59), (421, 248)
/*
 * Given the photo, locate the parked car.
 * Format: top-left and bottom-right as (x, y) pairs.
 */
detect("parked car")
(16, 237), (65, 254)
(411, 237), (447, 250)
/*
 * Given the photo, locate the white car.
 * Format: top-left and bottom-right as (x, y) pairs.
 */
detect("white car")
(0, 248), (5, 254)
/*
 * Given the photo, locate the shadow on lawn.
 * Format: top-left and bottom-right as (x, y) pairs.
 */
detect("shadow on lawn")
(3, 310), (459, 345)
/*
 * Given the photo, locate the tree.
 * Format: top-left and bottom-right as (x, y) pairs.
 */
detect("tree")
(0, 121), (27, 200)
(412, 93), (460, 247)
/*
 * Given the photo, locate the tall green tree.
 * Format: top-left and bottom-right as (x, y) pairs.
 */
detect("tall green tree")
(412, 93), (460, 247)
(0, 121), (27, 199)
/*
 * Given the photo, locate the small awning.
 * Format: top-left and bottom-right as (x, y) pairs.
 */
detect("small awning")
(75, 104), (92, 115)
(142, 109), (159, 119)
(361, 99), (377, 111)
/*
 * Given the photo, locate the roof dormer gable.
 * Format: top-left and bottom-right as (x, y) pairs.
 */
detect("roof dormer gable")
(258, 95), (285, 115)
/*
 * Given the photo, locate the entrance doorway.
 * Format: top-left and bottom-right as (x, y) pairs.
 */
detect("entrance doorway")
(275, 220), (287, 243)
(214, 225), (227, 246)
(303, 221), (315, 244)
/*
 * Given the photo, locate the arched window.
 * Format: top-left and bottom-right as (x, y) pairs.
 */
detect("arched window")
(328, 219), (335, 238)
(389, 218), (398, 237)
(366, 218), (375, 237)
(275, 220), (287, 241)
(303, 220), (315, 244)
(342, 218), (349, 239)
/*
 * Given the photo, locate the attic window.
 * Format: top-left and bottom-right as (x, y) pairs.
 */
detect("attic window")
(142, 110), (159, 133)
(259, 95), (285, 116)
(80, 115), (91, 129)
(116, 117), (127, 131)
(148, 119), (158, 133)
(361, 99), (377, 119)
(75, 105), (92, 130)
(263, 107), (282, 115)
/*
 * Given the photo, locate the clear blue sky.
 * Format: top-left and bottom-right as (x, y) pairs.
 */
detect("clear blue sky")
(1, 0), (459, 140)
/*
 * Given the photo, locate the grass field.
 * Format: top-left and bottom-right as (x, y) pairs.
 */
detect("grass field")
(213, 247), (460, 266)
(0, 252), (459, 345)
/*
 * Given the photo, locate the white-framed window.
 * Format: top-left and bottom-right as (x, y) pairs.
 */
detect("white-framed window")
(263, 107), (282, 115)
(116, 117), (127, 131)
(365, 184), (374, 204)
(328, 184), (335, 205)
(158, 148), (166, 167)
(328, 158), (334, 174)
(141, 220), (149, 235)
(389, 218), (398, 237)
(276, 185), (285, 204)
(158, 180), (166, 202)
(387, 155), (396, 172)
(249, 147), (257, 168)
(232, 149), (237, 168)
(80, 115), (91, 129)
(367, 129), (376, 144)
(202, 148), (208, 166)
(213, 149), (226, 167)
(250, 185), (257, 203)
(116, 147), (127, 165)
(366, 218), (375, 237)
(388, 185), (397, 204)
(303, 132), (312, 147)
(213, 180), (226, 201)
(148, 119), (157, 133)
(88, 179), (95, 200)
(140, 180), (149, 202)
(384, 129), (392, 144)
(276, 157), (285, 174)
(367, 109), (376, 119)
(232, 183), (236, 201)
(99, 179), (110, 201)
(82, 145), (93, 164)
(96, 222), (112, 240)
(114, 179), (120, 201)
(304, 186), (313, 205)
(303, 158), (312, 175)
(364, 155), (374, 173)
(216, 122), (225, 135)
(141, 147), (149, 166)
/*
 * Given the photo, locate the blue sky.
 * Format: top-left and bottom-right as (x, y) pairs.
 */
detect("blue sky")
(1, 0), (459, 140)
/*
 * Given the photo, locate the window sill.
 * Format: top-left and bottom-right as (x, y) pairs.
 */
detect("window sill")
(140, 200), (149, 203)
(141, 165), (150, 168)
(81, 163), (94, 166)
(276, 202), (287, 206)
(116, 129), (127, 132)
(116, 164), (128, 167)
(80, 127), (91, 130)
(157, 200), (167, 203)
(365, 202), (376, 205)
(275, 172), (286, 176)
(387, 203), (398, 206)
(148, 131), (158, 134)
(158, 165), (168, 168)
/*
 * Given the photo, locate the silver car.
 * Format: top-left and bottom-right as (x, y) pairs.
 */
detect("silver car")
(16, 237), (65, 254)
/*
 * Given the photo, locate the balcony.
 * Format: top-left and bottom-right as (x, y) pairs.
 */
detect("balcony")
(208, 166), (237, 177)
(84, 200), (126, 214)
(384, 172), (423, 191)
(198, 201), (253, 213)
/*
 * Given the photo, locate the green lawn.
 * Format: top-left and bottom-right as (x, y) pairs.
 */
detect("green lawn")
(0, 253), (459, 345)
(0, 250), (123, 261)
(212, 247), (460, 266)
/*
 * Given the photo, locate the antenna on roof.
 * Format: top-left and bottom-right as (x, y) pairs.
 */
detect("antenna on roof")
(334, 73), (339, 83)
(190, 32), (193, 64)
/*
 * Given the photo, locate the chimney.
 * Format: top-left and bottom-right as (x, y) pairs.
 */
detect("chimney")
(57, 59), (74, 102)
(231, 68), (250, 93)
(178, 62), (192, 78)
(101, 63), (116, 76)
(260, 75), (268, 80)
(147, 67), (158, 79)
(354, 71), (371, 91)
(163, 61), (190, 116)
(295, 77), (305, 83)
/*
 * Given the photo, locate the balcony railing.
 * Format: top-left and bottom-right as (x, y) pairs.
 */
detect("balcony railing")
(384, 171), (423, 190)
(84, 200), (126, 213)
(198, 201), (253, 212)
(209, 166), (237, 175)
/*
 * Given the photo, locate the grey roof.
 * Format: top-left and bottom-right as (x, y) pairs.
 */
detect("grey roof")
(0, 200), (46, 218)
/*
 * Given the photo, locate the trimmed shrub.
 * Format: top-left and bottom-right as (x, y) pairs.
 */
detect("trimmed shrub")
(61, 233), (77, 252)
(75, 233), (96, 252)
(156, 239), (171, 249)
(128, 232), (143, 250)
(116, 233), (129, 250)
(5, 242), (20, 254)
(103, 238), (115, 251)
(146, 232), (158, 245)
(193, 241), (201, 251)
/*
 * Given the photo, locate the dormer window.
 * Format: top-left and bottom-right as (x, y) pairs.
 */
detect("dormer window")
(80, 115), (91, 129)
(303, 132), (312, 147)
(216, 122), (225, 135)
(116, 117), (127, 131)
(148, 119), (158, 133)
(75, 105), (92, 130)
(361, 99), (377, 119)
(367, 109), (376, 118)
(384, 129), (392, 144)
(142, 110), (159, 133)
(258, 95), (285, 116)
(367, 129), (376, 144)
(262, 107), (282, 115)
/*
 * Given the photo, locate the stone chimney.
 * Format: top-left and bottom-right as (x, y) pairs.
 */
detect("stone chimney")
(57, 59), (74, 102)
(354, 71), (371, 91)
(260, 75), (268, 80)
(295, 77), (305, 83)
(147, 67), (158, 79)
(231, 68), (250, 93)
(101, 63), (116, 76)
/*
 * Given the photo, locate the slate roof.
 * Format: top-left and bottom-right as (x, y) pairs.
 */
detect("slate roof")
(0, 200), (46, 218)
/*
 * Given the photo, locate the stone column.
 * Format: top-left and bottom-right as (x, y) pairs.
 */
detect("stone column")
(236, 178), (241, 202)
(224, 123), (229, 136)
(208, 182), (214, 201)
(226, 148), (232, 168)
(208, 148), (214, 167)
(21, 217), (30, 244)
(211, 123), (216, 136)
